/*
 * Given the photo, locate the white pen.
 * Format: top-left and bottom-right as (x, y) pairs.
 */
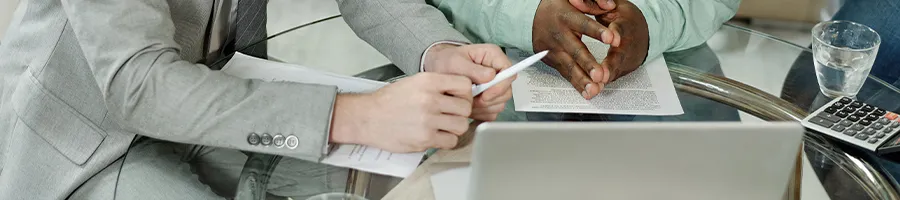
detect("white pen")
(471, 50), (549, 96)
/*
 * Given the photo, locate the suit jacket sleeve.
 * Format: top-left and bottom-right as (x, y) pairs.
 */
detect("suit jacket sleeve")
(337, 0), (471, 74)
(60, 0), (335, 162)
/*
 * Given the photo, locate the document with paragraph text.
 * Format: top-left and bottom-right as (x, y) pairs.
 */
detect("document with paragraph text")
(508, 37), (684, 115)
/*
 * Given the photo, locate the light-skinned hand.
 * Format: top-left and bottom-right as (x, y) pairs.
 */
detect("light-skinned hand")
(423, 43), (514, 121)
(330, 73), (473, 153)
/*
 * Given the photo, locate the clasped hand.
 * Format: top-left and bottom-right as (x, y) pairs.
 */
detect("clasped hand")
(534, 0), (650, 99)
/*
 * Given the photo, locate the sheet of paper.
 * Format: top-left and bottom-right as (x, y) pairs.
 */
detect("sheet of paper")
(430, 166), (472, 200)
(508, 37), (684, 115)
(221, 53), (424, 178)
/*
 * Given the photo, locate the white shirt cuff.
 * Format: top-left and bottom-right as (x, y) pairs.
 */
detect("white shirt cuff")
(420, 41), (469, 72)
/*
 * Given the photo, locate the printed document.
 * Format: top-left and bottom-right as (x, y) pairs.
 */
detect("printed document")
(221, 53), (423, 178)
(508, 37), (683, 115)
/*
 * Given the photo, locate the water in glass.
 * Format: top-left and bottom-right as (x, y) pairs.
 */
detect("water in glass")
(812, 20), (880, 98)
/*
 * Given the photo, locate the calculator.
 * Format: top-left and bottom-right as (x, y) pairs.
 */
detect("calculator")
(801, 97), (900, 154)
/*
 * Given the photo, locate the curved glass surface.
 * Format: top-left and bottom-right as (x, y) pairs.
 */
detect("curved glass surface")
(118, 17), (900, 200)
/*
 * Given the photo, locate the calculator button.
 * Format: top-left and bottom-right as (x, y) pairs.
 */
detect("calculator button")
(850, 124), (866, 131)
(836, 111), (849, 118)
(824, 107), (838, 114)
(891, 121), (900, 128)
(844, 130), (858, 136)
(818, 113), (842, 122)
(843, 107), (857, 113)
(887, 112), (899, 121)
(860, 119), (873, 126)
(869, 138), (879, 144)
(840, 97), (853, 104)
(850, 101), (863, 108)
(862, 105), (875, 112)
(878, 118), (890, 125)
(854, 111), (869, 117)
(839, 120), (854, 126)
(874, 108), (887, 116)
(848, 115), (861, 122)
(856, 134), (870, 140)
(832, 102), (846, 108)
(875, 133), (887, 138)
(885, 128), (895, 133)
(866, 114), (880, 121)
(873, 123), (885, 130)
(864, 128), (877, 135)
(809, 117), (834, 128)
(832, 125), (847, 132)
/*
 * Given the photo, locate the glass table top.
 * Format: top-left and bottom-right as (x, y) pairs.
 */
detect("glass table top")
(118, 16), (900, 200)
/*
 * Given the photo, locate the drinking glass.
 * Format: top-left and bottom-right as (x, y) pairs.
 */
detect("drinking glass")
(812, 20), (881, 98)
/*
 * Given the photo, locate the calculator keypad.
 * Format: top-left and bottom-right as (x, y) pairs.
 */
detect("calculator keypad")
(806, 97), (900, 150)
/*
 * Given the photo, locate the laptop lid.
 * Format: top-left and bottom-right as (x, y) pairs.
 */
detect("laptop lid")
(468, 122), (803, 200)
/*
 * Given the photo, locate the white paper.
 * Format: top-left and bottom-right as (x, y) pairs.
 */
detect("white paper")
(430, 166), (472, 200)
(221, 53), (424, 178)
(509, 37), (684, 115)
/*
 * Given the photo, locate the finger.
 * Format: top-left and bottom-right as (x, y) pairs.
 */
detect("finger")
(435, 94), (473, 117)
(426, 73), (474, 101)
(465, 44), (514, 71)
(431, 114), (470, 136)
(568, 0), (615, 15)
(558, 33), (604, 83)
(476, 87), (512, 107)
(546, 51), (600, 99)
(598, 21), (628, 82)
(432, 52), (497, 84)
(608, 20), (623, 48)
(473, 103), (507, 116)
(478, 74), (514, 102)
(563, 12), (616, 45)
(431, 131), (460, 149)
(600, 44), (625, 83)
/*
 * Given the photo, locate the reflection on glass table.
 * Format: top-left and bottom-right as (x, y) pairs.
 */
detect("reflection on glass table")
(116, 16), (900, 200)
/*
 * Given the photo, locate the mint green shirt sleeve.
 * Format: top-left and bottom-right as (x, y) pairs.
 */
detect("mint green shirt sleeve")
(430, 0), (740, 62)
(428, 0), (540, 53)
(631, 0), (740, 62)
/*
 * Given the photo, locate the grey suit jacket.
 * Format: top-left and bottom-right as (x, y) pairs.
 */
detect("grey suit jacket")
(0, 0), (338, 198)
(337, 0), (472, 74)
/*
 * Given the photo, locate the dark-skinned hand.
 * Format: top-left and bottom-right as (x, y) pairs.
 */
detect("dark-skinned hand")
(569, 0), (650, 87)
(532, 0), (620, 99)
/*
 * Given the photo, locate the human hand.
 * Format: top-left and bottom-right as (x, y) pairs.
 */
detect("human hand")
(330, 73), (473, 153)
(569, 0), (650, 84)
(423, 44), (513, 121)
(533, 0), (620, 99)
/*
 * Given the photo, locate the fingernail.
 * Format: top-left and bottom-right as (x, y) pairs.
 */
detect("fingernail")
(607, 0), (616, 7)
(590, 69), (599, 82)
(602, 31), (614, 44)
(584, 84), (593, 98)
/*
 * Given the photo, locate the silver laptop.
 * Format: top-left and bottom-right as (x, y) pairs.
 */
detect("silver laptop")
(468, 122), (804, 200)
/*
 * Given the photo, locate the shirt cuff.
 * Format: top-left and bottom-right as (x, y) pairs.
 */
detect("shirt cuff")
(420, 41), (469, 72)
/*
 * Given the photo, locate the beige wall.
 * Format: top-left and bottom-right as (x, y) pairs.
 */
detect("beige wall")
(1, 0), (21, 40)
